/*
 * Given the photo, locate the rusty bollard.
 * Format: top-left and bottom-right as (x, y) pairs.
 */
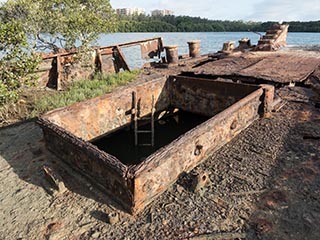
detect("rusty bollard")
(187, 40), (201, 58)
(164, 45), (179, 64)
(222, 41), (235, 52)
(238, 38), (251, 50)
(260, 84), (275, 115)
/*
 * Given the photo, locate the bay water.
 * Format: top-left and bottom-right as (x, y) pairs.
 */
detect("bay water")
(97, 32), (320, 69)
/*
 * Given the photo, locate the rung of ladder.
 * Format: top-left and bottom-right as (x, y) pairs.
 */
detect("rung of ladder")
(137, 130), (152, 133)
(139, 144), (153, 147)
(140, 117), (151, 120)
(133, 92), (155, 147)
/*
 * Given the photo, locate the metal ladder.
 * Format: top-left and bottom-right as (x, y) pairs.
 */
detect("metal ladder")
(133, 92), (155, 147)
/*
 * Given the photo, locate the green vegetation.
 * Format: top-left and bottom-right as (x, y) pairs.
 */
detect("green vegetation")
(1, 0), (116, 52)
(30, 70), (140, 117)
(0, 21), (41, 105)
(117, 15), (320, 33)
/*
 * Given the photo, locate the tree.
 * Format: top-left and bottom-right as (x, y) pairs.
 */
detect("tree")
(0, 0), (117, 52)
(0, 21), (40, 104)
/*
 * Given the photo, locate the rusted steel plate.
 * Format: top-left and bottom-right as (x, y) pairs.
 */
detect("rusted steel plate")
(41, 76), (169, 141)
(170, 76), (261, 116)
(237, 53), (320, 83)
(113, 46), (130, 72)
(39, 118), (134, 210)
(140, 39), (162, 59)
(193, 54), (263, 76)
(192, 52), (320, 83)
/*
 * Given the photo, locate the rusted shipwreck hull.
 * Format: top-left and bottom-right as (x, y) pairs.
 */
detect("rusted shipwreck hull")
(38, 76), (274, 214)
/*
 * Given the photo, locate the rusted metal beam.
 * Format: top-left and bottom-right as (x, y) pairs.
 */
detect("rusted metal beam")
(100, 37), (163, 50)
(113, 46), (130, 72)
(41, 37), (163, 60)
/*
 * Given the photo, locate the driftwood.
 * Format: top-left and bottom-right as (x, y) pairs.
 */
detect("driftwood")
(43, 165), (67, 195)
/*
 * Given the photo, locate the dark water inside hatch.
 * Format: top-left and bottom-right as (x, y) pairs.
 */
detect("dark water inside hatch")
(91, 110), (210, 166)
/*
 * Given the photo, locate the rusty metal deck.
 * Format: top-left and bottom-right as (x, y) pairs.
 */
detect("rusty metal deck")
(191, 52), (320, 83)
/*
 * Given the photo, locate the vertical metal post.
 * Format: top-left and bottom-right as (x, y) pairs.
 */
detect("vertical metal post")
(151, 95), (155, 147)
(56, 56), (62, 90)
(133, 91), (138, 146)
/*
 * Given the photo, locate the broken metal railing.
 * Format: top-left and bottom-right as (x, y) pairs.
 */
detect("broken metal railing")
(37, 37), (164, 90)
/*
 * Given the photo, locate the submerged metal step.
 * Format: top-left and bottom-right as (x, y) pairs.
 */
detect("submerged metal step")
(137, 130), (152, 133)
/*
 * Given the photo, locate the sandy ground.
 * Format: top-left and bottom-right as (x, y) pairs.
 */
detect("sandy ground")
(1, 85), (319, 240)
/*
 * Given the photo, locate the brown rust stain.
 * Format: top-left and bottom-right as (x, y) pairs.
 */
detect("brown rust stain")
(259, 189), (288, 209)
(281, 158), (320, 184)
(193, 54), (263, 76)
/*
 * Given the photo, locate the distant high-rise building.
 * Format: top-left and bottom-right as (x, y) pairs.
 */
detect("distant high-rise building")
(116, 8), (145, 16)
(151, 9), (174, 16)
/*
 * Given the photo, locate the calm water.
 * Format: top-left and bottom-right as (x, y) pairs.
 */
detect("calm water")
(97, 32), (320, 69)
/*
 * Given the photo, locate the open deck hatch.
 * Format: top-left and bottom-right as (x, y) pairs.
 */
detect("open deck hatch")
(39, 75), (273, 214)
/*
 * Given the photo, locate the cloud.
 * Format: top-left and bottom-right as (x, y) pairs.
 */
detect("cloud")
(247, 0), (320, 21)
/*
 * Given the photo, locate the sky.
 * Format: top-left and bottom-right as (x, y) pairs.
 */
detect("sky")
(110, 0), (320, 21)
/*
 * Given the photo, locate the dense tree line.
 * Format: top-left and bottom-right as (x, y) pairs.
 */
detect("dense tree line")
(117, 15), (320, 32)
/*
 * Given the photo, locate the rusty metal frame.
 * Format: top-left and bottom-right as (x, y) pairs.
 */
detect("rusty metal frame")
(38, 75), (273, 214)
(37, 37), (164, 89)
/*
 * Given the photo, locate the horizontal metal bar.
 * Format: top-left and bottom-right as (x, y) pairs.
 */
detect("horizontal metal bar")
(137, 130), (152, 133)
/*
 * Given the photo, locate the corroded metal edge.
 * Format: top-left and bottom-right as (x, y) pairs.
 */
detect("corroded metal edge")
(130, 87), (264, 213)
(38, 118), (127, 175)
(37, 117), (135, 211)
(41, 75), (168, 119)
